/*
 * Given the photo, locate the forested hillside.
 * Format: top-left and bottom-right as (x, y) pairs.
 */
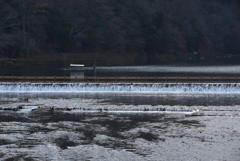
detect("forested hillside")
(0, 0), (240, 65)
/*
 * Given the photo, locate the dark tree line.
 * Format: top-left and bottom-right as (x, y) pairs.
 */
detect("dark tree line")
(0, 0), (240, 65)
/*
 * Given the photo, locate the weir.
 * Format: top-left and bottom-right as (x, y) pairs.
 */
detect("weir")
(0, 82), (240, 94)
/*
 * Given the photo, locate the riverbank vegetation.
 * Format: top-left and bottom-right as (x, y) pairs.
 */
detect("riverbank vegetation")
(0, 0), (240, 65)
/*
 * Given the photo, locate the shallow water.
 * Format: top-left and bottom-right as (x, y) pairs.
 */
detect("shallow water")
(0, 83), (240, 161)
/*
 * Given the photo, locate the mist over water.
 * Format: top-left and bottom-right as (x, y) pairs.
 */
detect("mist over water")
(1, 0), (240, 159)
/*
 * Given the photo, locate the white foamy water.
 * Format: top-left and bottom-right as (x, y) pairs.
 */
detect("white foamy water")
(1, 82), (240, 94)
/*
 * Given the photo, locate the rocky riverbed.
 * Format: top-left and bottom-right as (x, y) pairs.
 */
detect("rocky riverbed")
(0, 95), (239, 161)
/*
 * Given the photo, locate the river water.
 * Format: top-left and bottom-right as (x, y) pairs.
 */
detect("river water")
(0, 82), (239, 161)
(2, 65), (240, 76)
